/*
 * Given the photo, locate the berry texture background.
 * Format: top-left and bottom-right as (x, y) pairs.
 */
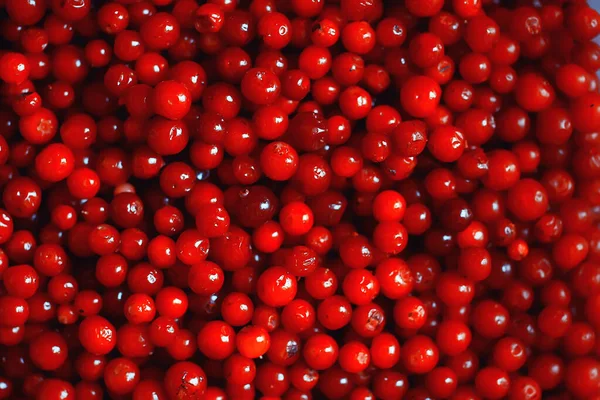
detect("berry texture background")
(0, 0), (600, 399)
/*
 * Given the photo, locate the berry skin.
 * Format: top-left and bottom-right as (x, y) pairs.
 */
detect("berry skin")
(436, 320), (472, 356)
(376, 258), (413, 299)
(29, 331), (68, 371)
(0, 52), (30, 84)
(303, 333), (339, 370)
(197, 321), (236, 360)
(394, 296), (427, 330)
(555, 64), (590, 98)
(571, 92), (600, 133)
(258, 12), (292, 50)
(36, 380), (75, 400)
(339, 341), (370, 373)
(151, 80), (191, 120)
(3, 264), (39, 298)
(400, 75), (442, 118)
(427, 125), (466, 163)
(515, 73), (555, 112)
(19, 107), (58, 144)
(342, 21), (376, 55)
(140, 12), (181, 50)
(401, 335), (440, 374)
(195, 3), (225, 33)
(339, 86), (373, 120)
(79, 316), (117, 355)
(260, 141), (299, 181)
(164, 362), (207, 398)
(241, 68), (281, 105)
(507, 179), (549, 222)
(409, 33), (445, 68)
(405, 0), (444, 17)
(35, 139), (74, 182)
(279, 201), (314, 236)
(257, 266), (297, 307)
(475, 367), (510, 399)
(236, 325), (271, 359)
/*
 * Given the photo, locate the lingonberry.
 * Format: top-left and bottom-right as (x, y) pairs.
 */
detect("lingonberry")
(175, 229), (209, 266)
(342, 268), (380, 305)
(0, 52), (30, 84)
(19, 107), (58, 145)
(472, 300), (510, 339)
(251, 106), (287, 142)
(278, 201), (314, 236)
(123, 293), (156, 324)
(474, 367), (510, 399)
(29, 331), (68, 371)
(195, 3), (224, 33)
(241, 68), (281, 106)
(394, 296), (427, 330)
(401, 75), (441, 118)
(223, 353), (256, 386)
(138, 12), (180, 51)
(0, 0), (597, 396)
(409, 33), (444, 69)
(155, 286), (188, 318)
(251, 220), (283, 253)
(304, 267), (338, 300)
(3, 264), (39, 299)
(279, 298), (313, 334)
(78, 316), (116, 355)
(36, 379), (75, 400)
(425, 367), (458, 399)
(516, 73), (556, 111)
(492, 336), (527, 372)
(256, 12), (291, 50)
(148, 315), (179, 347)
(338, 233), (372, 268)
(197, 320), (236, 360)
(506, 239), (529, 261)
(436, 320), (472, 357)
(236, 325), (271, 359)
(459, 52), (492, 84)
(375, 258), (413, 300)
(257, 266), (297, 307)
(464, 15), (499, 53)
(401, 335), (439, 374)
(265, 329), (301, 368)
(166, 328), (197, 360)
(260, 141), (299, 181)
(303, 333), (338, 370)
(150, 80), (191, 121)
(164, 361), (206, 398)
(219, 291), (253, 327)
(315, 295), (350, 332)
(338, 341), (370, 374)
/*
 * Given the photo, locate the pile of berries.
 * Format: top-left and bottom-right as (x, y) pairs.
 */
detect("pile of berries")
(0, 0), (599, 398)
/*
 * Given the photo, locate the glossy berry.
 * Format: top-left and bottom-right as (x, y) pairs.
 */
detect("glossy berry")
(401, 75), (441, 118)
(152, 80), (191, 120)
